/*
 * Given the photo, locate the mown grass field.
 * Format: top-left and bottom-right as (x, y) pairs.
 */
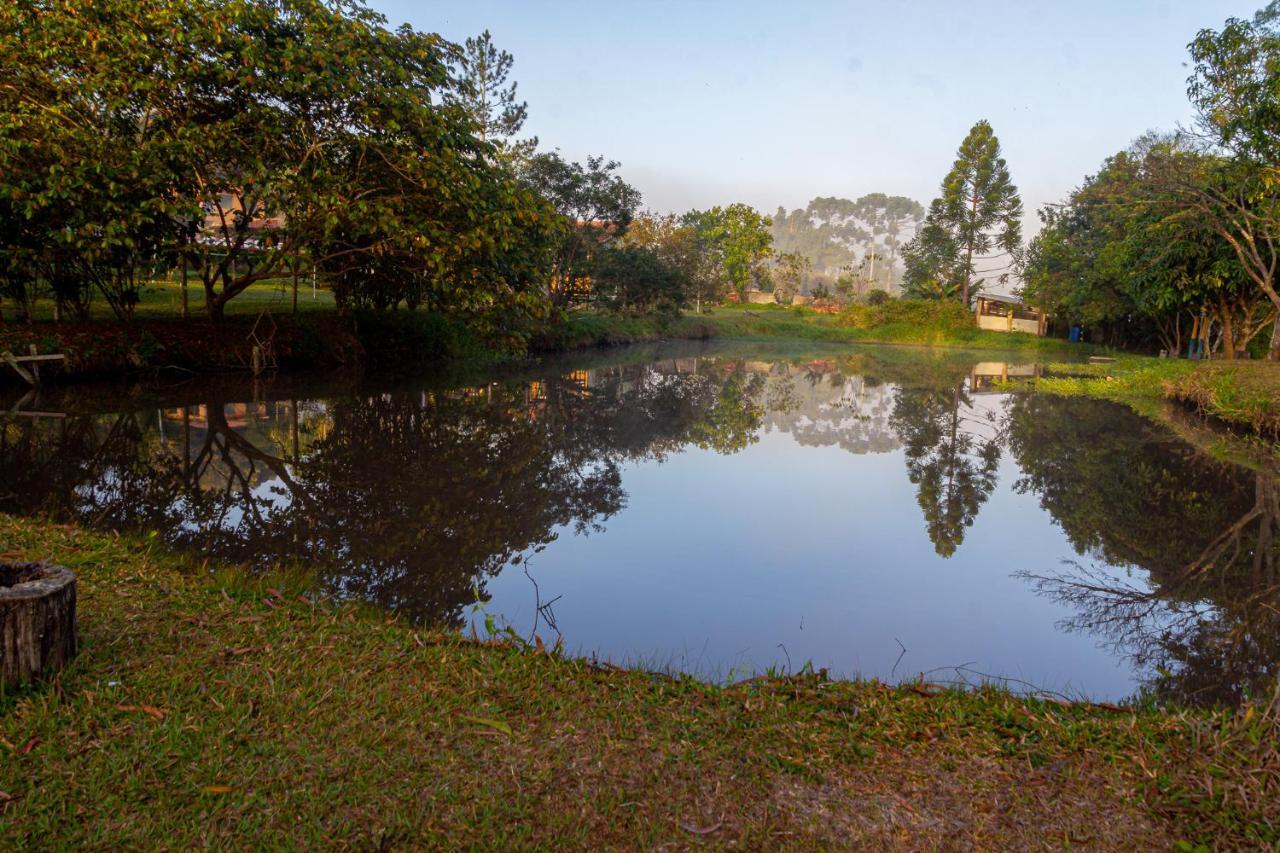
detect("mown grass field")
(1, 516), (1277, 848)
(9, 278), (337, 323)
(548, 301), (1092, 357)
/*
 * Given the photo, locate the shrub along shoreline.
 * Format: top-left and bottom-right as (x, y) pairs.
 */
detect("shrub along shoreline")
(0, 516), (1276, 847)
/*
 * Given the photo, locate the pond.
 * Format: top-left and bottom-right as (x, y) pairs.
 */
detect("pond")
(2, 340), (1277, 707)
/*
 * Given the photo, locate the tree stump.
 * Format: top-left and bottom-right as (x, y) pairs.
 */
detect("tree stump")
(0, 562), (77, 688)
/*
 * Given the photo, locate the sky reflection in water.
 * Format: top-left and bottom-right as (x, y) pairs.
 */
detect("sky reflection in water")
(2, 341), (1276, 706)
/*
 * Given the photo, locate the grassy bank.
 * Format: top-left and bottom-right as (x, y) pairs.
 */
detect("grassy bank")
(546, 301), (1090, 356)
(1166, 361), (1280, 438)
(1029, 356), (1280, 444)
(1, 516), (1277, 847)
(2, 300), (1086, 386)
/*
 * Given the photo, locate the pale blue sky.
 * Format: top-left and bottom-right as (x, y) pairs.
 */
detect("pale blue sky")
(374, 1), (1257, 231)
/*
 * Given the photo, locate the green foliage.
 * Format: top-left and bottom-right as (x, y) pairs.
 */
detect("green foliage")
(772, 251), (810, 301)
(1183, 4), (1280, 358)
(837, 298), (972, 333)
(1189, 2), (1280, 165)
(903, 121), (1022, 305)
(617, 212), (711, 312)
(590, 245), (686, 317)
(1020, 138), (1273, 355)
(0, 0), (561, 333)
(449, 30), (534, 157)
(683, 203), (773, 301)
(0, 0), (195, 321)
(520, 152), (642, 309)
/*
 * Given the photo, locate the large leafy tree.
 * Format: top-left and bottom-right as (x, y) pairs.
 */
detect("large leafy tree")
(1, 0), (559, 330)
(1022, 139), (1273, 356)
(614, 213), (709, 311)
(1183, 2), (1280, 358)
(521, 152), (642, 309)
(683, 204), (773, 302)
(175, 0), (557, 324)
(0, 0), (194, 321)
(590, 245), (685, 316)
(904, 120), (1022, 306)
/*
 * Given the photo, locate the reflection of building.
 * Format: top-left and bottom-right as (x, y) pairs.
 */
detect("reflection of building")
(163, 403), (269, 429)
(969, 362), (1041, 394)
(974, 294), (1046, 336)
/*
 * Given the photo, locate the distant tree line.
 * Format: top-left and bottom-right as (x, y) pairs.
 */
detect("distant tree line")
(769, 195), (926, 297)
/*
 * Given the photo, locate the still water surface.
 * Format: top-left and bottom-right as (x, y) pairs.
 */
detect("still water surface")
(3, 341), (1276, 706)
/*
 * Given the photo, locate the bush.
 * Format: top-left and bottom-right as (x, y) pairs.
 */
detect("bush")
(836, 298), (972, 332)
(866, 289), (891, 305)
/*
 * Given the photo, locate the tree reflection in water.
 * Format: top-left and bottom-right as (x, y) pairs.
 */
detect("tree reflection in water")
(0, 361), (768, 626)
(1006, 394), (1280, 707)
(890, 378), (1004, 558)
(3, 351), (1277, 705)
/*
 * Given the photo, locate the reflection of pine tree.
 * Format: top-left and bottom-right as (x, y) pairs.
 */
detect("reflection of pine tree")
(890, 383), (1002, 557)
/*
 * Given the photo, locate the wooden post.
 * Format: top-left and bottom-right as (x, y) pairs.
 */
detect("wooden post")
(0, 562), (77, 688)
(27, 344), (40, 385)
(1, 352), (35, 386)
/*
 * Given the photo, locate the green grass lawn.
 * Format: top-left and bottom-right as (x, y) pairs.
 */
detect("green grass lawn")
(1, 516), (1276, 847)
(15, 277), (337, 322)
(704, 302), (1092, 354)
(547, 302), (1094, 357)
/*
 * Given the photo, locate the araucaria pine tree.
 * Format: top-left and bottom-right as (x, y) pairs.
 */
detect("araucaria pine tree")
(451, 31), (535, 156)
(904, 120), (1022, 306)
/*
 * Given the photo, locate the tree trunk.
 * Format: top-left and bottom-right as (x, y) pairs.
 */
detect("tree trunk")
(962, 191), (978, 307)
(1269, 314), (1280, 361)
(1219, 307), (1236, 361)
(1, 563), (77, 688)
(206, 287), (227, 324)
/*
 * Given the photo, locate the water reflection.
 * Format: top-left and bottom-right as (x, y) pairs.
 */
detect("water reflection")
(2, 346), (1276, 705)
(1007, 393), (1280, 706)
